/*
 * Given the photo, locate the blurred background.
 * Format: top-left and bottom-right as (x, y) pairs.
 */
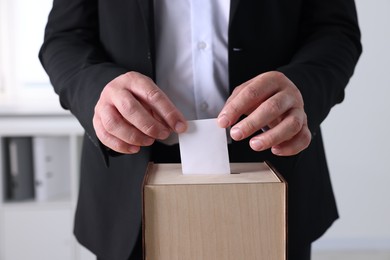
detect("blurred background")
(0, 0), (389, 259)
(314, 0), (390, 259)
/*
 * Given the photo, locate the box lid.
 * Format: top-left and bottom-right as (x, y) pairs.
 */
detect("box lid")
(145, 162), (282, 185)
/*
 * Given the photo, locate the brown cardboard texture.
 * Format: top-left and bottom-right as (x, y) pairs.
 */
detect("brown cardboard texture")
(143, 162), (286, 260)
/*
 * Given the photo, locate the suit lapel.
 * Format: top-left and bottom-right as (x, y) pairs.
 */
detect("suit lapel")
(230, 0), (241, 24)
(136, 0), (156, 74)
(136, 0), (154, 44)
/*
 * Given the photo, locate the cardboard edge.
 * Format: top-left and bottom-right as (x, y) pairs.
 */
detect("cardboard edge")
(264, 161), (285, 183)
(265, 160), (288, 260)
(141, 162), (154, 260)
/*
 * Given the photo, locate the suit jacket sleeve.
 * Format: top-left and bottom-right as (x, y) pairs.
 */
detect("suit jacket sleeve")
(39, 0), (129, 161)
(277, 0), (362, 134)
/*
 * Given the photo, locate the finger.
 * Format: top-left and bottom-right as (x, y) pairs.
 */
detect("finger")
(229, 91), (294, 141)
(93, 112), (141, 154)
(271, 123), (311, 156)
(217, 76), (277, 128)
(225, 84), (259, 117)
(111, 88), (172, 140)
(140, 99), (170, 128)
(248, 108), (306, 152)
(99, 104), (155, 147)
(223, 79), (251, 106)
(124, 72), (188, 133)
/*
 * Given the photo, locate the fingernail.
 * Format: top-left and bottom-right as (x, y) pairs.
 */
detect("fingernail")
(128, 146), (140, 154)
(218, 115), (230, 128)
(272, 146), (282, 155)
(175, 121), (187, 133)
(250, 139), (264, 151)
(158, 129), (170, 140)
(230, 127), (243, 140)
(143, 137), (155, 146)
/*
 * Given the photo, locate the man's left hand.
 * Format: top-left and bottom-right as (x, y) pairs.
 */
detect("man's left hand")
(217, 71), (311, 156)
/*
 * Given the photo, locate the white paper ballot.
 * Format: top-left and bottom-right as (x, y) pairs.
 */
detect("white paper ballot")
(178, 118), (231, 175)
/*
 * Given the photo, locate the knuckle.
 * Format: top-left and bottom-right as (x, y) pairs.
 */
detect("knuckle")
(101, 114), (121, 133)
(125, 72), (153, 89)
(263, 138), (274, 149)
(265, 99), (282, 116)
(96, 129), (114, 148)
(141, 122), (159, 136)
(294, 93), (304, 108)
(244, 85), (261, 100)
(127, 132), (140, 145)
(272, 71), (288, 84)
(273, 71), (284, 78)
(104, 80), (116, 91)
(302, 129), (312, 147)
(288, 115), (303, 134)
(112, 141), (130, 154)
(232, 86), (241, 95)
(126, 129), (151, 146)
(225, 101), (240, 116)
(243, 120), (257, 135)
(117, 98), (130, 112)
(289, 87), (304, 107)
(104, 136), (130, 154)
(124, 71), (138, 81)
(146, 88), (165, 104)
(163, 108), (178, 123)
(118, 97), (138, 116)
(95, 128), (108, 143)
(262, 133), (275, 148)
(108, 139), (121, 151)
(230, 102), (240, 114)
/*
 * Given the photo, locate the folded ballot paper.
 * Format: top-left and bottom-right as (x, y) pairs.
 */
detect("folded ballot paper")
(178, 118), (231, 175)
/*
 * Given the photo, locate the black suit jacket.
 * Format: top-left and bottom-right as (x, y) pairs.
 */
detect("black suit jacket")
(39, 0), (361, 259)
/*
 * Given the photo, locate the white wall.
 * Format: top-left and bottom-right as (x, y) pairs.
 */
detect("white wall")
(314, 0), (390, 251)
(0, 0), (64, 114)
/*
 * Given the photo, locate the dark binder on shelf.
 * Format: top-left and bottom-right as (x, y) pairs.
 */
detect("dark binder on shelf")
(3, 137), (35, 201)
(33, 136), (71, 201)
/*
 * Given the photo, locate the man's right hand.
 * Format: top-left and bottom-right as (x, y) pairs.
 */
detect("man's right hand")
(93, 71), (188, 154)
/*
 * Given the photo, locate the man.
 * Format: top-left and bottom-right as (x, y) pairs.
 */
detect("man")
(39, 0), (361, 259)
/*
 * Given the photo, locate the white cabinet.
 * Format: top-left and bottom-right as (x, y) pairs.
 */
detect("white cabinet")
(0, 0), (96, 258)
(3, 207), (73, 260)
(0, 115), (95, 260)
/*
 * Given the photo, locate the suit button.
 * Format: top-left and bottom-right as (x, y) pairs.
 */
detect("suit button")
(232, 47), (243, 52)
(200, 102), (209, 111)
(197, 41), (207, 50)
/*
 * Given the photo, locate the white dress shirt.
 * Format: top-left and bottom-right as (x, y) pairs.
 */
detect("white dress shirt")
(154, 0), (230, 144)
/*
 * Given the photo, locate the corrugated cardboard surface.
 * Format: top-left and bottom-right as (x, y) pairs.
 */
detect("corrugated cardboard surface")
(143, 162), (286, 260)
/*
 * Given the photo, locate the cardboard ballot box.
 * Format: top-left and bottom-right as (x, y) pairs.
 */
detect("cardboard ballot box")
(143, 162), (286, 260)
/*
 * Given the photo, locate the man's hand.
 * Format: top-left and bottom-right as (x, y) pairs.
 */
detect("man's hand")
(93, 71), (187, 154)
(218, 71), (311, 156)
